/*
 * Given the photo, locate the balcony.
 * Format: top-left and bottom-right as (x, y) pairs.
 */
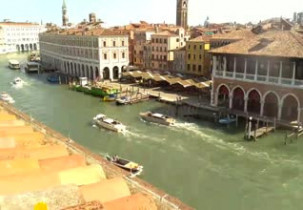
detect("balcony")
(215, 70), (303, 88)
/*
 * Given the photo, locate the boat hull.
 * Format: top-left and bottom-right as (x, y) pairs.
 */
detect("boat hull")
(94, 120), (125, 133)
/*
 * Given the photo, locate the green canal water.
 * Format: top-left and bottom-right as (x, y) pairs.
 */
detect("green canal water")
(1, 53), (303, 210)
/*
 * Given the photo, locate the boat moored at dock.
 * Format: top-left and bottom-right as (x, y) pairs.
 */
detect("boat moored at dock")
(140, 111), (176, 126)
(93, 114), (126, 133)
(25, 62), (40, 73)
(8, 60), (20, 70)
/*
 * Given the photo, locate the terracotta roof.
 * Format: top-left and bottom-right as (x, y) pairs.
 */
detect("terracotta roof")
(210, 30), (303, 58)
(0, 22), (39, 26)
(153, 30), (178, 37)
(211, 29), (255, 40)
(188, 35), (211, 42)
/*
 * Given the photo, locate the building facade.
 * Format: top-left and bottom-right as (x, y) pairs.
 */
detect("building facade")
(186, 36), (211, 78)
(133, 30), (155, 67)
(39, 30), (129, 80)
(147, 28), (189, 71)
(172, 47), (186, 73)
(210, 30), (303, 123)
(0, 22), (46, 54)
(176, 0), (188, 30)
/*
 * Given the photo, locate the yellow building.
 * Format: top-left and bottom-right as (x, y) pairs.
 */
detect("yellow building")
(186, 36), (211, 78)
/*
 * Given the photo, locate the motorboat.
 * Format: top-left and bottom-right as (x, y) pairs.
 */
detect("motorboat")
(11, 77), (24, 88)
(106, 155), (143, 175)
(219, 115), (237, 125)
(93, 114), (126, 133)
(140, 111), (176, 126)
(116, 96), (131, 105)
(25, 62), (40, 73)
(0, 93), (15, 104)
(103, 94), (117, 102)
(8, 60), (20, 70)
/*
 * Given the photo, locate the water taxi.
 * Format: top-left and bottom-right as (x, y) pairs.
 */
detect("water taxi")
(11, 77), (24, 88)
(93, 114), (126, 133)
(140, 112), (176, 126)
(25, 62), (40, 73)
(106, 155), (143, 176)
(0, 93), (15, 104)
(8, 60), (20, 70)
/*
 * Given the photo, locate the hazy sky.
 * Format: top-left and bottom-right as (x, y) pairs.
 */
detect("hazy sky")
(0, 0), (301, 26)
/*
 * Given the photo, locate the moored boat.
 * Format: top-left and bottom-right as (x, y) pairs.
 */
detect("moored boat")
(25, 62), (40, 73)
(0, 92), (15, 104)
(8, 60), (20, 70)
(103, 94), (117, 102)
(140, 111), (176, 126)
(106, 155), (143, 175)
(93, 114), (126, 133)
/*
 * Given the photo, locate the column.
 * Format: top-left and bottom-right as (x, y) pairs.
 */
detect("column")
(212, 56), (217, 77)
(278, 102), (283, 120)
(244, 96), (248, 113)
(223, 56), (227, 77)
(254, 59), (258, 81)
(244, 59), (247, 80)
(278, 61), (283, 84)
(229, 94), (233, 110)
(260, 99), (265, 117)
(266, 61), (270, 82)
(233, 57), (237, 78)
(292, 62), (296, 86)
(109, 68), (113, 81)
(297, 108), (301, 123)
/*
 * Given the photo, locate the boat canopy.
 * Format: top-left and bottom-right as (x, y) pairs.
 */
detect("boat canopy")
(103, 118), (115, 124)
(152, 113), (164, 118)
(9, 60), (19, 65)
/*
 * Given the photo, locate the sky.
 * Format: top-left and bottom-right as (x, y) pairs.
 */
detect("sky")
(0, 0), (301, 27)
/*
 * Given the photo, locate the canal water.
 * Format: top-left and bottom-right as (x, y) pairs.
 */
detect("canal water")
(1, 53), (303, 210)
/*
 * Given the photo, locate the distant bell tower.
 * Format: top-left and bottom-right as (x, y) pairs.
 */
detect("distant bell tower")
(62, 0), (69, 26)
(176, 0), (188, 30)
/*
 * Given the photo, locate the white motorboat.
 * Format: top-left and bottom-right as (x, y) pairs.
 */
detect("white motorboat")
(11, 77), (24, 88)
(0, 93), (15, 104)
(25, 62), (40, 73)
(8, 60), (20, 70)
(140, 111), (176, 126)
(93, 114), (126, 133)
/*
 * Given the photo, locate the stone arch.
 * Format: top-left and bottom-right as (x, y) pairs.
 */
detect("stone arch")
(103, 67), (110, 80)
(70, 62), (74, 75)
(25, 44), (29, 51)
(247, 89), (261, 114)
(21, 44), (24, 52)
(216, 84), (230, 108)
(232, 87), (245, 111)
(281, 94), (300, 122)
(86, 65), (90, 79)
(81, 64), (85, 77)
(33, 43), (37, 51)
(113, 66), (119, 79)
(95, 67), (100, 79)
(122, 65), (127, 72)
(16, 45), (20, 52)
(29, 44), (33, 51)
(263, 91), (279, 119)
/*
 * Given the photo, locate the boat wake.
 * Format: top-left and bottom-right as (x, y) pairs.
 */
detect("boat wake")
(123, 129), (165, 144)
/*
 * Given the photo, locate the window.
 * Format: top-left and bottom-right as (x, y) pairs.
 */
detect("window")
(156, 38), (158, 43)
(160, 39), (162, 43)
(103, 53), (107, 60)
(193, 65), (196, 71)
(200, 45), (202, 50)
(113, 41), (116, 47)
(176, 38), (180, 42)
(164, 55), (167, 60)
(152, 38), (155, 43)
(188, 45), (190, 49)
(194, 55), (196, 60)
(122, 52), (125, 58)
(122, 41), (125, 46)
(187, 64), (190, 71)
(199, 54), (202, 60)
(188, 54), (191, 59)
(194, 45), (196, 50)
(198, 65), (202, 72)
(103, 41), (106, 47)
(164, 39), (167, 44)
(113, 53), (117, 59)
